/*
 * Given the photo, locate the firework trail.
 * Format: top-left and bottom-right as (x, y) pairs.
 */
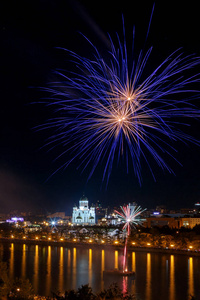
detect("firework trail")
(40, 15), (200, 185)
(115, 204), (145, 272)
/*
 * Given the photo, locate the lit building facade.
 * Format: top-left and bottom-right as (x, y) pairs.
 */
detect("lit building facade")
(72, 195), (95, 225)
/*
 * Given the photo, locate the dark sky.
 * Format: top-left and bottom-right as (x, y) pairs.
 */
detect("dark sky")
(1, 1), (200, 214)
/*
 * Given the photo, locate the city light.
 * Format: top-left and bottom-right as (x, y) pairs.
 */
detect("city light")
(147, 243), (151, 246)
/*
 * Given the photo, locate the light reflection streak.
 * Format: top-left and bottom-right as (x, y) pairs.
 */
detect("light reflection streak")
(89, 249), (92, 286)
(67, 249), (71, 276)
(101, 250), (105, 291)
(46, 246), (51, 296)
(72, 248), (76, 289)
(9, 243), (14, 280)
(188, 257), (194, 298)
(33, 245), (39, 294)
(21, 244), (26, 279)
(58, 247), (64, 293)
(122, 276), (128, 295)
(114, 250), (118, 270)
(132, 252), (136, 272)
(145, 253), (151, 300)
(131, 252), (136, 295)
(169, 255), (175, 300)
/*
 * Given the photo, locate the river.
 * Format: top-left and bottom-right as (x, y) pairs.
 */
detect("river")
(1, 242), (200, 300)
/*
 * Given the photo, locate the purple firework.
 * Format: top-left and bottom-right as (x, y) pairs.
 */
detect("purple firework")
(40, 17), (200, 185)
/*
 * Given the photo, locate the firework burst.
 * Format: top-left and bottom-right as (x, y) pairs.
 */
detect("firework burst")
(115, 204), (145, 272)
(39, 15), (200, 185)
(114, 204), (146, 236)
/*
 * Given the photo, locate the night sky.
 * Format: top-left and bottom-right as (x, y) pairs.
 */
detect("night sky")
(1, 1), (200, 214)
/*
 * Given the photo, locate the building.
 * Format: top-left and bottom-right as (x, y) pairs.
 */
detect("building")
(181, 217), (200, 228)
(72, 195), (95, 225)
(145, 215), (200, 229)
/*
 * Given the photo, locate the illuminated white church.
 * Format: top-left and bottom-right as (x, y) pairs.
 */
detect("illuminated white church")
(72, 195), (96, 225)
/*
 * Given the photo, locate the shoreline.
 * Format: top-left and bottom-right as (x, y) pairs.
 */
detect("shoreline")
(1, 237), (200, 257)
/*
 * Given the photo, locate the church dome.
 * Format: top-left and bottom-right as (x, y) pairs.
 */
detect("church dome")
(80, 195), (88, 201)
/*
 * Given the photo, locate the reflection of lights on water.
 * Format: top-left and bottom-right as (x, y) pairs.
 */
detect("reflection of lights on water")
(169, 255), (175, 300)
(46, 246), (51, 296)
(72, 248), (76, 289)
(33, 245), (39, 294)
(9, 243), (14, 279)
(101, 250), (105, 291)
(89, 249), (92, 286)
(188, 257), (194, 298)
(58, 247), (64, 293)
(122, 276), (128, 295)
(114, 251), (118, 270)
(21, 244), (26, 279)
(146, 253), (151, 300)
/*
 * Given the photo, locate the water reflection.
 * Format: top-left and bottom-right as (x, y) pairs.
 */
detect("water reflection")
(89, 249), (92, 286)
(188, 257), (194, 298)
(114, 250), (118, 269)
(58, 247), (64, 293)
(169, 255), (175, 300)
(146, 253), (151, 300)
(33, 245), (39, 294)
(72, 248), (76, 289)
(132, 252), (136, 272)
(67, 249), (71, 277)
(2, 243), (200, 300)
(101, 250), (105, 291)
(131, 252), (136, 295)
(122, 276), (128, 295)
(21, 244), (26, 279)
(9, 243), (14, 280)
(46, 246), (51, 296)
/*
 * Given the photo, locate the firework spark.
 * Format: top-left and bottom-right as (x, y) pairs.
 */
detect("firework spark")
(115, 204), (145, 272)
(39, 16), (200, 185)
(115, 204), (145, 236)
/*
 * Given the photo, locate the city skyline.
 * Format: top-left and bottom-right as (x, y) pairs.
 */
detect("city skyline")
(1, 1), (200, 214)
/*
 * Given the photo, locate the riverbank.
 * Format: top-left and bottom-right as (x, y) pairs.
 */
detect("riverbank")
(1, 237), (200, 257)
